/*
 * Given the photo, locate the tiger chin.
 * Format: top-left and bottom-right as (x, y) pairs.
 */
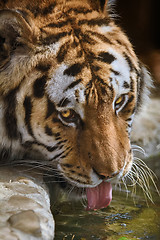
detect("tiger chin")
(0, 0), (153, 213)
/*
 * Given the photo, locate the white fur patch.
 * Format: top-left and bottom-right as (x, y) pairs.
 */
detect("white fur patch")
(47, 64), (75, 104)
(100, 25), (113, 34)
(37, 42), (60, 56)
(47, 42), (60, 55)
(108, 48), (131, 95)
(46, 64), (86, 119)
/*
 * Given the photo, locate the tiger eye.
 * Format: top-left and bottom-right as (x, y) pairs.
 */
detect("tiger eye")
(115, 95), (124, 105)
(60, 109), (73, 119)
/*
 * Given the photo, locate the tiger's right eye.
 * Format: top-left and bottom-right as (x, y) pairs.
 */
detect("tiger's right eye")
(115, 95), (124, 107)
(115, 94), (128, 113)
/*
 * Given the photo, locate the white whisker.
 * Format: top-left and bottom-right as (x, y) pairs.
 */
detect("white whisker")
(123, 150), (159, 205)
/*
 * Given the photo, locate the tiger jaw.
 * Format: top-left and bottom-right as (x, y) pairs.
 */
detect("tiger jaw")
(57, 153), (132, 210)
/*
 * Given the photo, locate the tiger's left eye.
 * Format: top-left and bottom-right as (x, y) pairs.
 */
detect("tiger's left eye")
(59, 109), (77, 123)
(61, 109), (73, 118)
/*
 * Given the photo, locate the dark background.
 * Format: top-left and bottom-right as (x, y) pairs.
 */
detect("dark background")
(113, 0), (160, 93)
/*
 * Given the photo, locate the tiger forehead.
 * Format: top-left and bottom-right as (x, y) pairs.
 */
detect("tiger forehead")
(1, 0), (139, 101)
(1, 0), (138, 68)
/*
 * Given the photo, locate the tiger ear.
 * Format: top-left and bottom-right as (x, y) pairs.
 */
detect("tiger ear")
(0, 9), (35, 95)
(87, 0), (108, 13)
(0, 9), (33, 70)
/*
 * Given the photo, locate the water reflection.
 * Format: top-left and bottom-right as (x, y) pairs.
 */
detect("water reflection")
(53, 185), (160, 240)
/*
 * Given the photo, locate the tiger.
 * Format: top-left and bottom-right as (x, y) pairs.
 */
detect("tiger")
(0, 0), (153, 215)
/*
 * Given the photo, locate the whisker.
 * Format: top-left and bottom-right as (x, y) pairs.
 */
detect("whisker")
(134, 157), (160, 195)
(131, 144), (146, 156)
(124, 154), (159, 205)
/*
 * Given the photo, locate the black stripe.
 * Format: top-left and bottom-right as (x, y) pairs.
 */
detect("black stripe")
(57, 140), (67, 145)
(108, 85), (114, 99)
(111, 69), (120, 75)
(45, 20), (70, 28)
(98, 52), (116, 64)
(42, 3), (56, 15)
(81, 33), (97, 45)
(42, 31), (71, 45)
(52, 117), (61, 123)
(72, 27), (80, 36)
(60, 147), (73, 159)
(33, 75), (47, 98)
(62, 163), (73, 168)
(63, 63), (84, 76)
(50, 152), (64, 161)
(120, 96), (135, 114)
(45, 98), (56, 119)
(97, 76), (107, 86)
(124, 53), (134, 71)
(123, 81), (130, 88)
(88, 31), (112, 44)
(58, 98), (71, 107)
(124, 95), (135, 109)
(116, 40), (122, 45)
(64, 79), (82, 91)
(71, 39), (79, 48)
(132, 107), (136, 114)
(36, 63), (51, 72)
(85, 91), (92, 105)
(46, 145), (59, 152)
(92, 65), (101, 71)
(32, 3), (56, 17)
(96, 76), (108, 96)
(65, 7), (93, 15)
(87, 51), (96, 64)
(98, 86), (107, 96)
(78, 17), (109, 26)
(57, 41), (70, 63)
(22, 140), (59, 152)
(23, 97), (34, 137)
(4, 87), (19, 139)
(55, 136), (61, 141)
(55, 132), (60, 137)
(77, 50), (83, 58)
(137, 68), (145, 109)
(130, 77), (134, 92)
(127, 118), (132, 121)
(45, 125), (53, 136)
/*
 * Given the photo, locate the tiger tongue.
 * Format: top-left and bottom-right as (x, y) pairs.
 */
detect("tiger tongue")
(86, 181), (112, 210)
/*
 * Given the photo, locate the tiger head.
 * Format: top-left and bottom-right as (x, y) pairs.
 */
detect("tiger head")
(0, 0), (150, 209)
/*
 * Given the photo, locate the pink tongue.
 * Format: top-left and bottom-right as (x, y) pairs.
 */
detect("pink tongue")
(86, 181), (112, 210)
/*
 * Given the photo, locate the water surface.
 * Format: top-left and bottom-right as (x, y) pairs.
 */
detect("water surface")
(53, 185), (160, 240)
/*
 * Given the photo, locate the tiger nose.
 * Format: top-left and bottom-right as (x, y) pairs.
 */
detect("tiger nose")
(93, 169), (117, 180)
(98, 172), (111, 180)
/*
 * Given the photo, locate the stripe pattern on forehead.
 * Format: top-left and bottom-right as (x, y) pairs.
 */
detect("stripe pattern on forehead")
(27, 2), (56, 17)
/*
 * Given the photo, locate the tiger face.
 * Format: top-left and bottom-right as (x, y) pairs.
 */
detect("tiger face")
(0, 0), (150, 209)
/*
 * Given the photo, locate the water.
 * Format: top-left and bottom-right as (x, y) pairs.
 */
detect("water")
(53, 186), (160, 240)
